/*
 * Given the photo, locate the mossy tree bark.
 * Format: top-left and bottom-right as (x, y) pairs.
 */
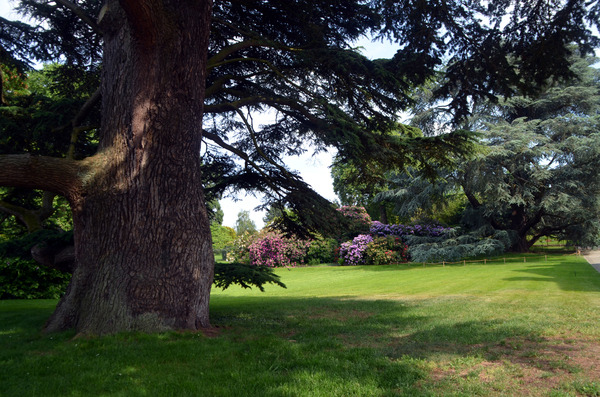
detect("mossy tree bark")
(0, 0), (215, 334)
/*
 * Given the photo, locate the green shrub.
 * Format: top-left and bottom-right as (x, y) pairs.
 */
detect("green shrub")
(210, 224), (236, 251)
(305, 235), (337, 265)
(0, 230), (72, 299)
(0, 258), (70, 299)
(364, 236), (408, 265)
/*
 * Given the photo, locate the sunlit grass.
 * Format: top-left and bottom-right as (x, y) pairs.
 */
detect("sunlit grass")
(2, 254), (600, 396)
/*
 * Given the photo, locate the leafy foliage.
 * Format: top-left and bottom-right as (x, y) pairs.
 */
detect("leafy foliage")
(0, 229), (72, 299)
(304, 235), (338, 265)
(370, 221), (451, 238)
(374, 53), (600, 252)
(234, 210), (257, 236)
(457, 54), (600, 250)
(210, 224), (236, 251)
(213, 261), (286, 292)
(207, 199), (224, 225)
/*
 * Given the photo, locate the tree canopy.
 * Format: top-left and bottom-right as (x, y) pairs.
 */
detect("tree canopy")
(4, 0), (598, 235)
(377, 53), (600, 252)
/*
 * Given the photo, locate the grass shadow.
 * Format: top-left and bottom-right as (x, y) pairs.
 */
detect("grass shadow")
(503, 262), (600, 292)
(0, 294), (566, 397)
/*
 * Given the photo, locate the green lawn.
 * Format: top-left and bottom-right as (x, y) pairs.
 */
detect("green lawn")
(2, 254), (600, 396)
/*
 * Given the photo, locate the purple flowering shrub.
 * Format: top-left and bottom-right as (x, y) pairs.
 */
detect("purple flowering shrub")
(370, 221), (451, 238)
(230, 230), (309, 267)
(340, 234), (409, 266)
(339, 234), (373, 266)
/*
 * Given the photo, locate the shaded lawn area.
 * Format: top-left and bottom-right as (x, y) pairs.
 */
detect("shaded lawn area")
(2, 254), (600, 396)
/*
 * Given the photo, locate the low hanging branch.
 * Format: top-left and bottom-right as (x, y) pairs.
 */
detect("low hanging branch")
(0, 154), (92, 202)
(201, 129), (286, 197)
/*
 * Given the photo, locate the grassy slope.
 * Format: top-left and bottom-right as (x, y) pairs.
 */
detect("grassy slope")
(2, 255), (600, 396)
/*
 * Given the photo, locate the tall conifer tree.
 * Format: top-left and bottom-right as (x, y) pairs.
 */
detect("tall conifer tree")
(0, 0), (598, 334)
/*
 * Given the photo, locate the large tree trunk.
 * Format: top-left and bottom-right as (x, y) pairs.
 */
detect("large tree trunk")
(40, 0), (215, 334)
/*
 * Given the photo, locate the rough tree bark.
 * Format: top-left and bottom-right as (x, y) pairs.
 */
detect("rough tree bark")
(0, 0), (215, 334)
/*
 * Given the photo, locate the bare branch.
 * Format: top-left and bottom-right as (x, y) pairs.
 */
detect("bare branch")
(235, 109), (298, 188)
(201, 130), (285, 197)
(207, 40), (262, 71)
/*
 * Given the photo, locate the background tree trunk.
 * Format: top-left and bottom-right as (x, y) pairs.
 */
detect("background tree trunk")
(43, 0), (215, 334)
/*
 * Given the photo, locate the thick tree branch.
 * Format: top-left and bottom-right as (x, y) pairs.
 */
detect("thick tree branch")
(0, 154), (90, 201)
(37, 191), (57, 220)
(0, 199), (44, 232)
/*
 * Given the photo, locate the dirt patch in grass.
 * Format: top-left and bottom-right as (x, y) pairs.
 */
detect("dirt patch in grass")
(198, 326), (223, 338)
(416, 336), (600, 396)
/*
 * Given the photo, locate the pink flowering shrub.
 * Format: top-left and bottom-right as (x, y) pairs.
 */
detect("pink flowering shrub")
(336, 206), (372, 239)
(230, 230), (309, 267)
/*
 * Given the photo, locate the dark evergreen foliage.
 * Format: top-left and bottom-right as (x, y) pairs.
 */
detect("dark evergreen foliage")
(0, 229), (72, 298)
(213, 261), (286, 292)
(381, 53), (600, 252)
(3, 0), (599, 239)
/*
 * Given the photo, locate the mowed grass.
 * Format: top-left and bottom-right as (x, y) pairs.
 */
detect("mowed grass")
(2, 254), (600, 396)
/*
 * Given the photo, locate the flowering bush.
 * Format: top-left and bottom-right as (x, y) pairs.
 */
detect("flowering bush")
(227, 231), (256, 264)
(365, 236), (409, 265)
(339, 235), (409, 266)
(336, 206), (372, 239)
(339, 234), (373, 266)
(229, 230), (309, 267)
(363, 238), (393, 265)
(370, 221), (451, 238)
